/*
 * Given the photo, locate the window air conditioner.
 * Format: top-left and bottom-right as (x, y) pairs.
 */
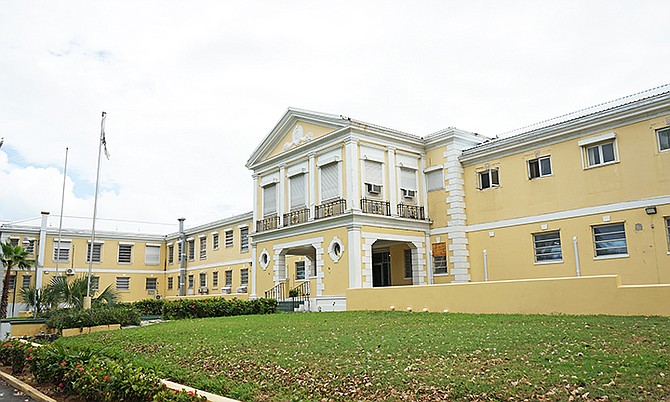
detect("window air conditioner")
(147, 289), (155, 295)
(66, 268), (75, 275)
(236, 286), (248, 294)
(198, 287), (209, 294)
(366, 183), (382, 194)
(221, 287), (231, 294)
(401, 189), (416, 198)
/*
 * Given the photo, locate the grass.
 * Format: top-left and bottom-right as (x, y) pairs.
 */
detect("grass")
(55, 312), (669, 401)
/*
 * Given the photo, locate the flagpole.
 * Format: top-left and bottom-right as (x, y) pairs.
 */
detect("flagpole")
(85, 112), (106, 308)
(55, 147), (69, 276)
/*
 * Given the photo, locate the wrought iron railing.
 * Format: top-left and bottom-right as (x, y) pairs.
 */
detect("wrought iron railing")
(397, 204), (425, 220)
(288, 281), (311, 310)
(256, 215), (280, 232)
(361, 198), (391, 216)
(314, 198), (346, 219)
(264, 281), (286, 300)
(283, 208), (309, 226)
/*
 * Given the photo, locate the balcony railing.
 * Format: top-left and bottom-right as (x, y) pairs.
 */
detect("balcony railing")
(361, 198), (391, 216)
(397, 204), (425, 220)
(264, 281), (286, 300)
(256, 215), (280, 232)
(315, 198), (346, 219)
(283, 208), (309, 226)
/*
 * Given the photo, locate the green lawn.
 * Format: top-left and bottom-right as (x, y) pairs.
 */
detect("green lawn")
(55, 312), (669, 401)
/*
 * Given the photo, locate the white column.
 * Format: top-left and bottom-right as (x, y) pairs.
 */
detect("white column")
(36, 212), (49, 289)
(250, 245), (257, 298)
(361, 235), (375, 288)
(345, 139), (359, 211)
(425, 234), (434, 284)
(313, 241), (325, 296)
(347, 225), (362, 288)
(387, 146), (397, 214)
(308, 153), (316, 219)
(278, 165), (285, 224)
(252, 174), (259, 227)
(445, 142), (471, 283)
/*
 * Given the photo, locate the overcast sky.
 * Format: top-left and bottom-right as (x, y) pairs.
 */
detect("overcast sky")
(1, 1), (669, 234)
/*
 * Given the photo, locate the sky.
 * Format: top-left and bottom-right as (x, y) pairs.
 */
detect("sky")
(1, 0), (669, 234)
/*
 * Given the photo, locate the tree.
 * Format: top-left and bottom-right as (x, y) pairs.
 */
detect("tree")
(46, 275), (118, 309)
(0, 241), (35, 318)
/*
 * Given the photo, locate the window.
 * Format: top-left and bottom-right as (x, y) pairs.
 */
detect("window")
(224, 270), (232, 287)
(528, 156), (552, 179)
(320, 162), (340, 200)
(22, 239), (36, 254)
(8, 238), (19, 246)
(168, 244), (174, 264)
(116, 277), (130, 291)
(593, 223), (628, 257)
(364, 160), (383, 196)
(296, 261), (305, 280)
(145, 277), (157, 290)
(53, 240), (71, 262)
(188, 274), (194, 289)
(400, 168), (417, 200)
(263, 183), (277, 216)
(240, 227), (249, 252)
(177, 242), (183, 262)
(199, 273), (207, 287)
(90, 276), (100, 291)
(22, 275), (31, 289)
(225, 230), (234, 247)
(478, 168), (499, 190)
(8, 276), (15, 291)
(657, 127), (670, 151)
(666, 217), (670, 251)
(212, 233), (219, 249)
(290, 173), (306, 210)
(187, 239), (195, 261)
(199, 236), (207, 259)
(533, 231), (562, 262)
(240, 268), (249, 285)
(585, 141), (616, 167)
(145, 244), (160, 265)
(167, 277), (174, 290)
(86, 242), (103, 263)
(309, 260), (317, 277)
(212, 272), (219, 288)
(118, 244), (133, 263)
(432, 243), (447, 274)
(404, 249), (413, 279)
(425, 169), (444, 192)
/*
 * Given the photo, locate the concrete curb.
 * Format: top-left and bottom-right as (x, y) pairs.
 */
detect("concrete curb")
(161, 379), (241, 402)
(0, 370), (58, 402)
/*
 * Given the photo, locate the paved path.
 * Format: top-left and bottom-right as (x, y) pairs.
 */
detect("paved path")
(0, 378), (33, 401)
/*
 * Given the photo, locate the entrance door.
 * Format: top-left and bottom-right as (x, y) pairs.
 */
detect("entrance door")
(372, 251), (391, 287)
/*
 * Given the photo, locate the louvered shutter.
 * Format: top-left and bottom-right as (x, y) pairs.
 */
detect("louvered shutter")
(400, 168), (416, 190)
(290, 174), (306, 209)
(426, 170), (443, 191)
(263, 183), (277, 216)
(365, 160), (383, 184)
(320, 163), (339, 200)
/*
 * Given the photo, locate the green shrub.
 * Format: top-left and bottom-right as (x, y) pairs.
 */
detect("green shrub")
(127, 298), (166, 316)
(45, 305), (141, 330)
(0, 339), (32, 374)
(162, 297), (277, 320)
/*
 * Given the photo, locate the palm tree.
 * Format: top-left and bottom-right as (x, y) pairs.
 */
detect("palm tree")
(19, 286), (59, 315)
(0, 241), (35, 318)
(46, 275), (118, 309)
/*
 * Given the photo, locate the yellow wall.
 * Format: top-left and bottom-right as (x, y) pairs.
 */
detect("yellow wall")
(347, 275), (670, 316)
(267, 121), (336, 159)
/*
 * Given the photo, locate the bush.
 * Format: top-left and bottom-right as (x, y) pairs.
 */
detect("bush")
(45, 305), (141, 330)
(162, 297), (277, 320)
(127, 298), (166, 316)
(0, 339), (32, 374)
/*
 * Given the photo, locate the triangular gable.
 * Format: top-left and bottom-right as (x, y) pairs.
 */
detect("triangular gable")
(246, 108), (348, 169)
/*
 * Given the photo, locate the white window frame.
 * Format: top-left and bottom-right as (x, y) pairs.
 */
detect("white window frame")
(225, 230), (234, 248)
(592, 222), (628, 259)
(199, 272), (207, 288)
(167, 277), (174, 290)
(240, 227), (249, 252)
(532, 230), (563, 263)
(90, 276), (100, 291)
(145, 244), (161, 266)
(240, 268), (249, 285)
(664, 216), (670, 252)
(212, 271), (219, 288)
(212, 232), (220, 250)
(363, 159), (384, 198)
(21, 275), (31, 289)
(145, 277), (158, 290)
(188, 274), (194, 289)
(425, 167), (444, 192)
(53, 239), (71, 262)
(118, 243), (133, 264)
(116, 277), (130, 291)
(86, 241), (104, 264)
(657, 127), (670, 152)
(187, 239), (195, 261)
(477, 168), (500, 190)
(295, 261), (306, 281)
(579, 133), (618, 169)
(528, 156), (552, 179)
(225, 270), (233, 287)
(22, 238), (36, 255)
(399, 167), (417, 201)
(262, 182), (278, 217)
(167, 243), (174, 265)
(199, 236), (207, 260)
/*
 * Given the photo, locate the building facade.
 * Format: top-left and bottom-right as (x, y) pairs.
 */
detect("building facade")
(1, 86), (669, 315)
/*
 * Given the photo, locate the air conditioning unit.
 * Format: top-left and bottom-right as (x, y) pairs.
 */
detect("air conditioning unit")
(236, 286), (248, 294)
(401, 189), (416, 199)
(366, 183), (382, 194)
(198, 287), (209, 294)
(65, 268), (75, 275)
(221, 287), (231, 294)
(147, 289), (155, 295)
(155, 294), (162, 300)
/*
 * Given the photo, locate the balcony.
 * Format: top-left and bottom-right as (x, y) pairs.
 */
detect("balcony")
(283, 208), (309, 226)
(361, 198), (391, 216)
(397, 204), (425, 220)
(256, 215), (280, 232)
(315, 198), (346, 219)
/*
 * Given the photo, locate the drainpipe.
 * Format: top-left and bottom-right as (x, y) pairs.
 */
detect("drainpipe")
(483, 249), (489, 282)
(178, 218), (186, 296)
(572, 236), (581, 277)
(36, 212), (49, 289)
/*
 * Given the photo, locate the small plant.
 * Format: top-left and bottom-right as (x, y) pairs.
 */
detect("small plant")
(153, 387), (207, 401)
(0, 338), (31, 373)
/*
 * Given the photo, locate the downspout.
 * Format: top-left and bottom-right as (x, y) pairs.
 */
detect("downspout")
(572, 236), (581, 277)
(178, 218), (186, 296)
(483, 249), (489, 282)
(35, 212), (49, 318)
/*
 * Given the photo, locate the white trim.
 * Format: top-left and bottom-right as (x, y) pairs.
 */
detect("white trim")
(58, 268), (165, 275)
(594, 254), (629, 261)
(238, 224), (249, 229)
(577, 132), (616, 147)
(87, 239), (105, 244)
(53, 238), (72, 243)
(146, 243), (162, 247)
(118, 241), (135, 246)
(423, 164), (444, 172)
(273, 236), (324, 251)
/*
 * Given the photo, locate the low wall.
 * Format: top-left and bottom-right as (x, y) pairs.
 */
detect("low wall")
(346, 275), (670, 316)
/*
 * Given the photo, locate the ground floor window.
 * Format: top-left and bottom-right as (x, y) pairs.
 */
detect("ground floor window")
(241, 269), (249, 285)
(90, 276), (100, 291)
(199, 273), (207, 288)
(146, 277), (157, 290)
(404, 249), (412, 279)
(296, 261), (305, 280)
(8, 276), (15, 290)
(533, 231), (562, 262)
(188, 274), (194, 289)
(212, 272), (219, 288)
(593, 223), (627, 257)
(167, 277), (173, 290)
(225, 271), (232, 287)
(432, 243), (447, 274)
(116, 277), (130, 291)
(665, 217), (670, 251)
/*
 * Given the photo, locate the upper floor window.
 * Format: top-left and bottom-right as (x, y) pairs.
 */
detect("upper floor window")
(8, 237), (19, 246)
(263, 183), (277, 217)
(86, 241), (103, 263)
(425, 169), (444, 192)
(118, 243), (133, 264)
(320, 162), (340, 201)
(289, 173), (307, 210)
(53, 240), (71, 262)
(225, 230), (234, 247)
(212, 233), (219, 250)
(199, 236), (207, 259)
(528, 156), (552, 179)
(22, 239), (36, 255)
(187, 239), (195, 261)
(477, 168), (499, 190)
(593, 222), (628, 257)
(658, 127), (670, 152)
(665, 217), (670, 251)
(145, 244), (160, 265)
(585, 141), (616, 167)
(364, 160), (383, 197)
(167, 244), (174, 264)
(399, 168), (417, 200)
(22, 275), (31, 289)
(240, 227), (249, 252)
(533, 231), (562, 262)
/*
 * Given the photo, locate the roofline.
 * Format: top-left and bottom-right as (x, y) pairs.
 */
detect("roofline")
(164, 211), (253, 239)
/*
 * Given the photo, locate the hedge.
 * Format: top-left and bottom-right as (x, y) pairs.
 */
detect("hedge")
(125, 298), (166, 316)
(162, 297), (277, 320)
(45, 306), (141, 330)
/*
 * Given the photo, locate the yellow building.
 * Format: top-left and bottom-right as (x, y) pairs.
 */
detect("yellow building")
(2, 85), (669, 316)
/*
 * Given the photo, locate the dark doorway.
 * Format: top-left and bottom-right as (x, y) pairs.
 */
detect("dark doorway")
(372, 251), (391, 287)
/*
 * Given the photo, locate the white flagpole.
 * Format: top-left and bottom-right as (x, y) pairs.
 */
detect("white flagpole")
(55, 147), (69, 275)
(86, 112), (106, 307)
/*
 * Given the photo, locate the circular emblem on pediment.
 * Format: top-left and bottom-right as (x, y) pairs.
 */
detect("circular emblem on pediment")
(292, 125), (304, 143)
